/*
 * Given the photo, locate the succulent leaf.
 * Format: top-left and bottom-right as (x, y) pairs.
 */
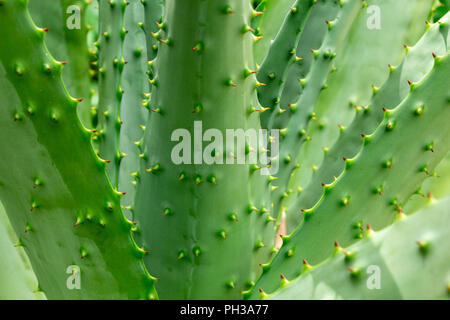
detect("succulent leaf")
(118, 0), (150, 220)
(287, 11), (450, 231)
(267, 196), (450, 299)
(269, 0), (363, 221)
(0, 0), (157, 299)
(257, 0), (315, 130)
(249, 51), (450, 298)
(28, 0), (93, 128)
(0, 202), (45, 300)
(133, 0), (273, 299)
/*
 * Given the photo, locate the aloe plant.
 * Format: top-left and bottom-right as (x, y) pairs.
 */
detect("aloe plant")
(0, 0), (448, 300)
